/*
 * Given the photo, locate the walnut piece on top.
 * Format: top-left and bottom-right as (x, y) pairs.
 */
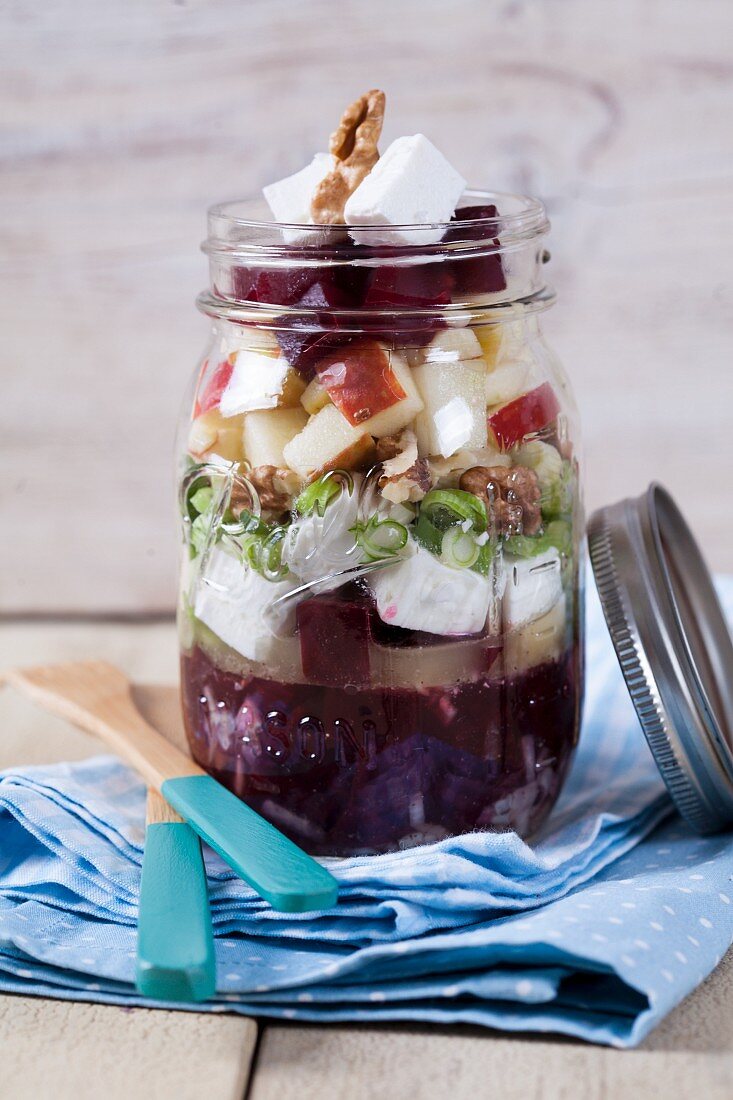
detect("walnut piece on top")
(459, 464), (542, 537)
(310, 89), (386, 225)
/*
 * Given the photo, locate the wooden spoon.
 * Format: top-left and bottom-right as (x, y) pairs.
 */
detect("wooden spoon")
(5, 661), (339, 913)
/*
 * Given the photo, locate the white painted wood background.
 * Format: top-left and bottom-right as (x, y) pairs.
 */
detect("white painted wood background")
(2, 0), (732, 614)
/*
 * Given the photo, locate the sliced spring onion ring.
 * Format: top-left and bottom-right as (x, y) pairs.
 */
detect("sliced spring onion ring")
(235, 508), (289, 580)
(296, 470), (353, 517)
(440, 527), (480, 569)
(352, 515), (409, 562)
(419, 489), (488, 533)
(505, 519), (572, 559)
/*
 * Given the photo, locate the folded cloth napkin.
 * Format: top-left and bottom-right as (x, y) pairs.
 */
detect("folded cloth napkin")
(1, 577), (732, 1047)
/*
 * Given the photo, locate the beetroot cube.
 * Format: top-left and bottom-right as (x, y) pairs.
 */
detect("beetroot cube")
(229, 263), (321, 306)
(275, 273), (368, 377)
(364, 261), (453, 309)
(443, 204), (506, 296)
(297, 594), (371, 687)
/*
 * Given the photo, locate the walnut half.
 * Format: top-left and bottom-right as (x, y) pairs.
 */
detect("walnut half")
(230, 466), (299, 518)
(310, 89), (386, 225)
(459, 465), (542, 537)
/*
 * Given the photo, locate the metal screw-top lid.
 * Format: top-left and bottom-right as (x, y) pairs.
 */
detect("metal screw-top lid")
(588, 483), (733, 834)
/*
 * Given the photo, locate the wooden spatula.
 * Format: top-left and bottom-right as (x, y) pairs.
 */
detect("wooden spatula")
(5, 661), (339, 913)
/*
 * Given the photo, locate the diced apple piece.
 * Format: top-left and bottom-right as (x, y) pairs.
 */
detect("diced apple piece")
(195, 359), (234, 416)
(188, 409), (245, 464)
(243, 406), (308, 468)
(315, 341), (423, 438)
(357, 352), (424, 436)
(369, 541), (492, 635)
(301, 375), (332, 415)
(423, 328), (483, 364)
(504, 594), (567, 674)
(220, 345), (305, 417)
(413, 358), (488, 457)
(485, 360), (533, 407)
(279, 369), (308, 408)
(283, 404), (375, 479)
(488, 382), (560, 451)
(475, 324), (502, 367)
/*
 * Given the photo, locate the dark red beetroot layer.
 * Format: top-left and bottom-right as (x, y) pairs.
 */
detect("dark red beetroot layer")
(221, 208), (507, 377)
(180, 644), (580, 855)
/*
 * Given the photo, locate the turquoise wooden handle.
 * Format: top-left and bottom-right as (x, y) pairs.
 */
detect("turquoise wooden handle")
(136, 821), (216, 1003)
(161, 774), (339, 913)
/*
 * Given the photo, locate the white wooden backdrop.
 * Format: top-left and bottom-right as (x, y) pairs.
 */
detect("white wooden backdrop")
(2, 0), (732, 614)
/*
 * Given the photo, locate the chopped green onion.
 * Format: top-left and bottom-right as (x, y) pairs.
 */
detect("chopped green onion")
(296, 471), (352, 517)
(541, 461), (574, 520)
(227, 507), (289, 580)
(352, 515), (408, 562)
(189, 486), (214, 516)
(440, 527), (480, 570)
(505, 519), (572, 559)
(190, 513), (212, 557)
(419, 489), (488, 533)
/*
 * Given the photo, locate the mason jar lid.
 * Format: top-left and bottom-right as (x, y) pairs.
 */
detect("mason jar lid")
(588, 483), (733, 834)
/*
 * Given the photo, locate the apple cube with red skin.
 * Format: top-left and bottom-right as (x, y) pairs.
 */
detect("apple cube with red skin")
(297, 593), (371, 687)
(487, 382), (560, 451)
(316, 341), (407, 426)
(314, 342), (423, 438)
(195, 359), (234, 417)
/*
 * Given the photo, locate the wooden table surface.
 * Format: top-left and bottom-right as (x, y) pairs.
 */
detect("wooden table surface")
(1, 619), (732, 1100)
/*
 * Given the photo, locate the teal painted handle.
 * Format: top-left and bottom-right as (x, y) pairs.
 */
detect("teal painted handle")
(161, 774), (339, 913)
(136, 821), (216, 1003)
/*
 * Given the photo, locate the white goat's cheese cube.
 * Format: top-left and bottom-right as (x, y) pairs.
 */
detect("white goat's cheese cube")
(262, 153), (334, 244)
(503, 548), (563, 628)
(369, 542), (491, 635)
(344, 135), (466, 245)
(194, 548), (298, 662)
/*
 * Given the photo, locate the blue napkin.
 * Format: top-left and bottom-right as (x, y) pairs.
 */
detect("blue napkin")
(1, 576), (732, 1047)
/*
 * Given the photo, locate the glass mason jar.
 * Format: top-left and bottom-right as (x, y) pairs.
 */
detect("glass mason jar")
(176, 191), (584, 856)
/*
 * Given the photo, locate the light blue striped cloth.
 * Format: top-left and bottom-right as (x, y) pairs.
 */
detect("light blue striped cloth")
(1, 575), (732, 1047)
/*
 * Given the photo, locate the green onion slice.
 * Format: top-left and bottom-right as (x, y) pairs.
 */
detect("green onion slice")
(440, 527), (480, 569)
(296, 470), (353, 517)
(352, 515), (409, 562)
(419, 489), (488, 533)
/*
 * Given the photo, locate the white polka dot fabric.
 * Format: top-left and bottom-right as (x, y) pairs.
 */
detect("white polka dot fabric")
(0, 572), (732, 1047)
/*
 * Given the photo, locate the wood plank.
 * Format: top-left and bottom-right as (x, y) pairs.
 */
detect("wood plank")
(0, 995), (255, 1100)
(2, 0), (733, 612)
(0, 621), (178, 767)
(251, 947), (733, 1100)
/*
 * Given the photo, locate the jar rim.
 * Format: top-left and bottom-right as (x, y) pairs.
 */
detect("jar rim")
(204, 188), (548, 256)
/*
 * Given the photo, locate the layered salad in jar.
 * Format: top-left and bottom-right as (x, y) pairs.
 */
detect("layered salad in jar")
(178, 91), (583, 855)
